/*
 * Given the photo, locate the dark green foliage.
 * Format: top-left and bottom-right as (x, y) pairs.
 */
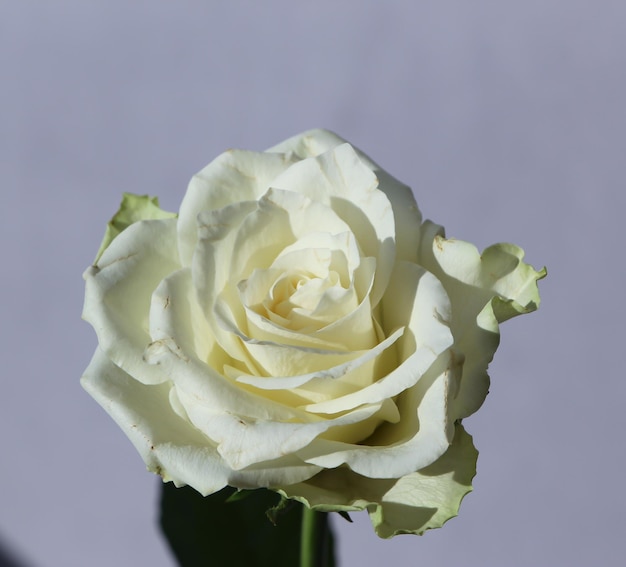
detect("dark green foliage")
(160, 483), (334, 567)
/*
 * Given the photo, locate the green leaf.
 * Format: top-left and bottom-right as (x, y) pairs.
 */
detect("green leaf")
(160, 484), (336, 567)
(94, 193), (176, 263)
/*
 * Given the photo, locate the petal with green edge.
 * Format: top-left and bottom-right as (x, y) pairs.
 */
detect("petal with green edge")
(94, 193), (176, 263)
(277, 423), (477, 538)
(419, 220), (546, 420)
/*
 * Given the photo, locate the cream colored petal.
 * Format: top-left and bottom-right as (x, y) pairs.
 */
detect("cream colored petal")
(83, 218), (181, 385)
(270, 144), (396, 306)
(149, 267), (220, 367)
(266, 128), (349, 158)
(271, 231), (361, 284)
(177, 149), (297, 266)
(175, 386), (391, 471)
(81, 349), (321, 493)
(277, 423), (476, 538)
(228, 188), (353, 283)
(143, 336), (308, 424)
(233, 327), (404, 391)
(296, 355), (456, 479)
(239, 258), (377, 352)
(269, 128), (421, 263)
(195, 188), (373, 362)
(301, 262), (453, 416)
(192, 200), (259, 366)
(419, 220), (546, 419)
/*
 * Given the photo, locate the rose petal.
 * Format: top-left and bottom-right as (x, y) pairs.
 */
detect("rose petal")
(301, 262), (453, 416)
(296, 354), (457, 479)
(145, 268), (310, 422)
(269, 129), (421, 264)
(419, 221), (546, 419)
(266, 128), (349, 158)
(177, 149), (297, 266)
(229, 188), (353, 283)
(81, 349), (321, 492)
(149, 267), (218, 366)
(277, 423), (477, 537)
(193, 189), (367, 362)
(191, 200), (259, 367)
(232, 327), (404, 391)
(270, 144), (396, 306)
(174, 386), (394, 471)
(239, 257), (377, 351)
(83, 218), (181, 385)
(271, 230), (362, 287)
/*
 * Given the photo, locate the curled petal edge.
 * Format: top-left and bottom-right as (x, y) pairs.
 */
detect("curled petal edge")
(276, 423), (477, 538)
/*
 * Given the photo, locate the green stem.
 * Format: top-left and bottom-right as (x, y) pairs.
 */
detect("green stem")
(300, 507), (329, 567)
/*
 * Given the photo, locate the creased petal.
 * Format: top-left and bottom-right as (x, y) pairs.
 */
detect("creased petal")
(268, 129), (421, 263)
(232, 327), (404, 391)
(301, 262), (453, 417)
(266, 128), (349, 158)
(175, 385), (390, 471)
(271, 144), (396, 306)
(297, 353), (457, 479)
(83, 218), (181, 385)
(419, 221), (546, 419)
(177, 150), (297, 266)
(278, 423), (477, 537)
(81, 349), (320, 492)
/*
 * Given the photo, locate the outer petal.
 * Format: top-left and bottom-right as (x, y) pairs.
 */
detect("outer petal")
(177, 150), (297, 266)
(268, 129), (422, 263)
(83, 218), (181, 385)
(81, 349), (321, 493)
(266, 128), (349, 158)
(278, 423), (477, 538)
(419, 220), (546, 419)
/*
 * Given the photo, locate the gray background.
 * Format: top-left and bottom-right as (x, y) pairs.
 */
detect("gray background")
(1, 1), (624, 566)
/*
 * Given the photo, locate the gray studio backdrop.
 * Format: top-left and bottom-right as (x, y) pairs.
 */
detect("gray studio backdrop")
(1, 2), (623, 566)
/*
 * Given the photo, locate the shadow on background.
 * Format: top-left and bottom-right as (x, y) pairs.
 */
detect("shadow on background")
(0, 537), (31, 567)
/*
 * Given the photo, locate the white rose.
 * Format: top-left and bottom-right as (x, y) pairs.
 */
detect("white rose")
(82, 129), (544, 537)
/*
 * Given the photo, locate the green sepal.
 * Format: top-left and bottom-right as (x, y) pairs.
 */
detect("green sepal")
(266, 494), (298, 526)
(94, 193), (176, 263)
(224, 488), (254, 503)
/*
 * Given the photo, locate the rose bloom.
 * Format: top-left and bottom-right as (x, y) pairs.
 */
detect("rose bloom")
(82, 129), (543, 536)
